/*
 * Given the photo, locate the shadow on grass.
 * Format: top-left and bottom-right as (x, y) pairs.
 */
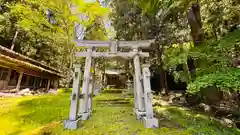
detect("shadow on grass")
(155, 106), (240, 135)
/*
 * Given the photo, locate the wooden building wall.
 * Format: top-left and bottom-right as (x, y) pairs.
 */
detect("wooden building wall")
(106, 74), (127, 89)
(0, 67), (8, 90)
(0, 66), (59, 91)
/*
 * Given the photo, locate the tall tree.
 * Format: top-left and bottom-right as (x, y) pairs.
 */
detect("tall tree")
(108, 0), (190, 94)
(0, 0), (109, 87)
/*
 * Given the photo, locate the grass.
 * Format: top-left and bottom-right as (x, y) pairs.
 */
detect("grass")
(0, 90), (239, 135)
(154, 106), (240, 135)
(0, 93), (70, 135)
(102, 88), (125, 93)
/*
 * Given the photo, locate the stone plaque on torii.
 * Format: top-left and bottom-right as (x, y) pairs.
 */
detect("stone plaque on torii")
(64, 39), (159, 129)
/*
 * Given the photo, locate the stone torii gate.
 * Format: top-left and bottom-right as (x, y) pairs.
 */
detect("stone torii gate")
(64, 40), (159, 129)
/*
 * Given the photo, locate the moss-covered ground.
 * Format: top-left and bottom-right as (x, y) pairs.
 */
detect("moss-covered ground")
(0, 90), (239, 135)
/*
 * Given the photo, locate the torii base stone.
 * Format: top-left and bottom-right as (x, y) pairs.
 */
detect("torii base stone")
(64, 119), (81, 130)
(143, 117), (159, 128)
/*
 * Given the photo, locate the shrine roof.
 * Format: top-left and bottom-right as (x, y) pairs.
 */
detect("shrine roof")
(0, 45), (63, 77)
(105, 69), (122, 75)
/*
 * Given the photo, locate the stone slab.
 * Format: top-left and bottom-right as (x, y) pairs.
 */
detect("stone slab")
(81, 112), (91, 120)
(135, 110), (146, 120)
(142, 117), (159, 128)
(64, 119), (81, 130)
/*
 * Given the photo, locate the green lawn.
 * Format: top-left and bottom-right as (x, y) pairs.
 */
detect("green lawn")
(0, 91), (239, 135)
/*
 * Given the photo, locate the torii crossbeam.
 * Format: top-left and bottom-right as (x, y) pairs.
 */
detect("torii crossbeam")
(64, 40), (159, 129)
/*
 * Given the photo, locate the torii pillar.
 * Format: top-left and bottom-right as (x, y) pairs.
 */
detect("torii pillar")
(142, 64), (158, 128)
(64, 64), (82, 129)
(78, 47), (93, 120)
(132, 47), (145, 119)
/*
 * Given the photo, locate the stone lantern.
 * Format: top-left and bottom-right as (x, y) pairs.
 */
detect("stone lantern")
(126, 79), (133, 90)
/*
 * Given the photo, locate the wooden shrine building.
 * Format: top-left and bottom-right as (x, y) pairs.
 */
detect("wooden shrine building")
(104, 69), (127, 89)
(0, 45), (63, 91)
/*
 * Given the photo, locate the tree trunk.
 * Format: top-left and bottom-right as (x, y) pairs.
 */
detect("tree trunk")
(101, 60), (106, 88)
(164, 70), (168, 93)
(11, 29), (19, 50)
(159, 65), (168, 95)
(156, 41), (168, 94)
(212, 24), (218, 40)
(158, 55), (168, 94)
(187, 4), (204, 77)
(6, 69), (12, 91)
(16, 72), (23, 91)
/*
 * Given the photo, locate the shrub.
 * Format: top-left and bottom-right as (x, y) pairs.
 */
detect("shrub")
(57, 88), (73, 93)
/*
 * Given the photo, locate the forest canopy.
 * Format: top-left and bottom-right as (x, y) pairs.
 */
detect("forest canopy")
(106, 0), (240, 93)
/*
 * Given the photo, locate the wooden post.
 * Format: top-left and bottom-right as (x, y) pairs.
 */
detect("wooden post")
(16, 72), (23, 91)
(132, 47), (145, 118)
(64, 64), (82, 129)
(33, 76), (37, 89)
(39, 77), (43, 87)
(24, 75), (30, 86)
(5, 69), (12, 89)
(47, 79), (51, 91)
(142, 64), (154, 118)
(132, 61), (138, 111)
(88, 59), (95, 113)
(69, 64), (81, 121)
(79, 47), (93, 120)
(87, 72), (93, 112)
(53, 79), (58, 89)
(110, 42), (117, 53)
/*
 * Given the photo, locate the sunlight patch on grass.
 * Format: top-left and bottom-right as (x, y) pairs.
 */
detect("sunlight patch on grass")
(0, 93), (70, 135)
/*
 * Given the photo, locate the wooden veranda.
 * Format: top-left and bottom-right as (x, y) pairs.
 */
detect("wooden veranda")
(0, 45), (63, 91)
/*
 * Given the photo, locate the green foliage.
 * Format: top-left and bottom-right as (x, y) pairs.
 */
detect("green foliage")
(0, 14), (5, 32)
(0, 0), (109, 87)
(57, 88), (73, 93)
(138, 0), (192, 16)
(76, 1), (109, 22)
(164, 29), (240, 93)
(187, 68), (240, 93)
(137, 0), (240, 84)
(187, 30), (240, 92)
(109, 0), (190, 75)
(200, 0), (240, 38)
(163, 42), (193, 83)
